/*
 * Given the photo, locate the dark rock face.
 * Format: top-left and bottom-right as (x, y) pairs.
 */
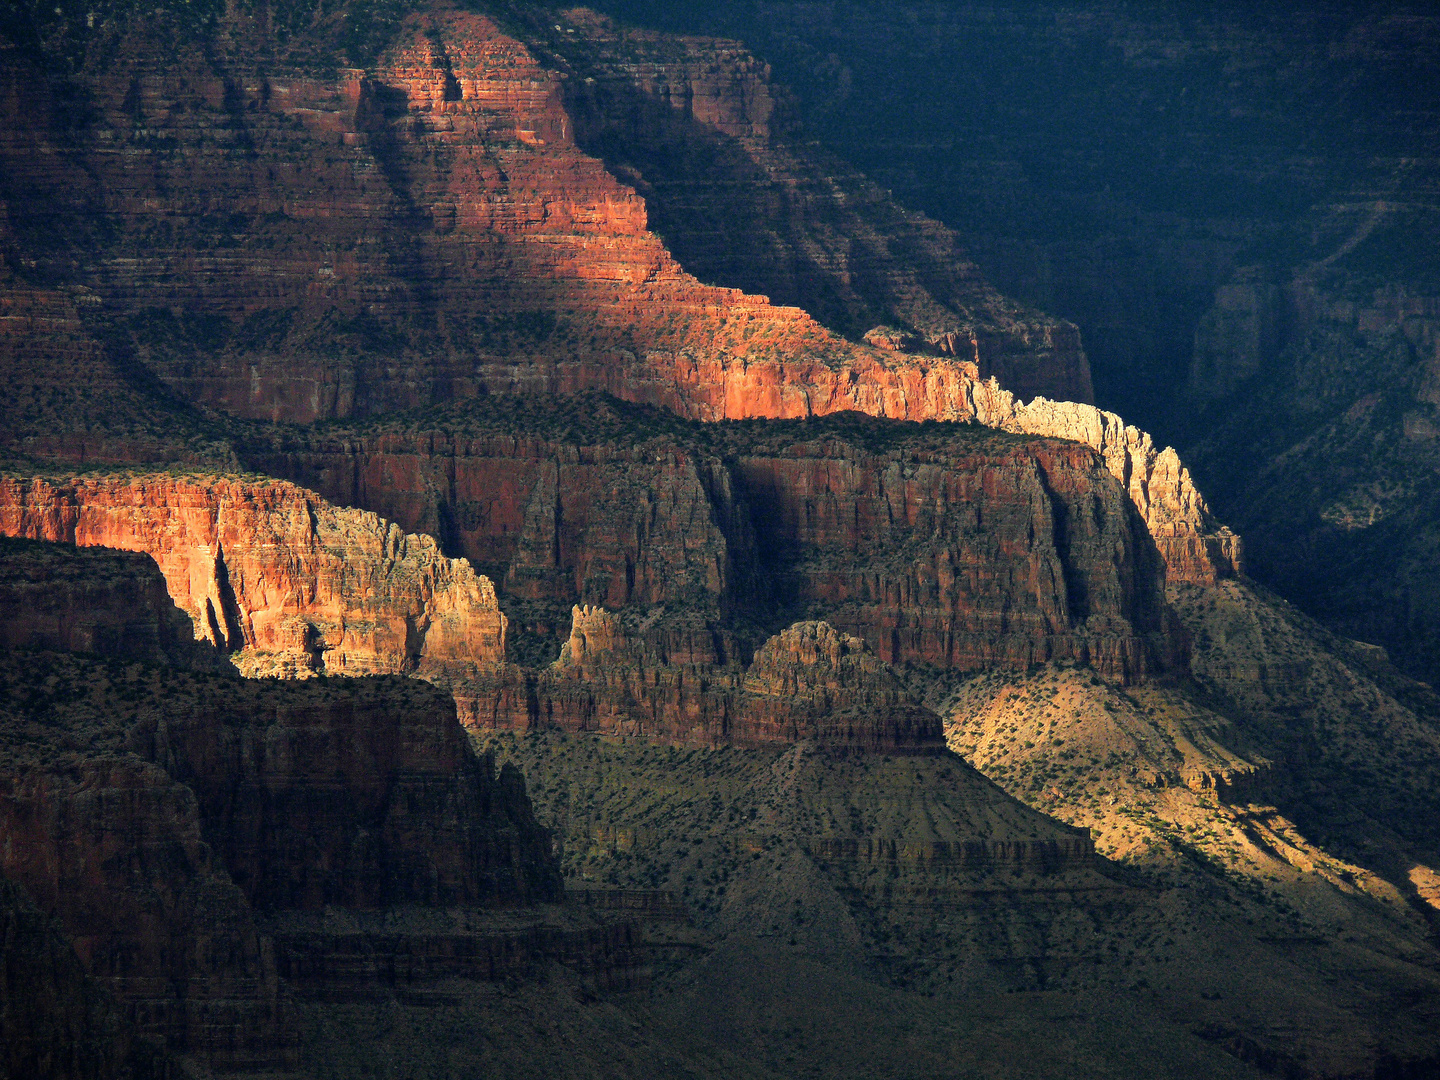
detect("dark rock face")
(0, 650), (562, 1071)
(0, 537), (225, 670)
(0, 874), (171, 1080)
(127, 676), (561, 911)
(0, 747), (293, 1070)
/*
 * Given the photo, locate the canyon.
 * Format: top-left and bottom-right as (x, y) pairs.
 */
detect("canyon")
(1, 1), (1439, 1078)
(581, 0), (1440, 689)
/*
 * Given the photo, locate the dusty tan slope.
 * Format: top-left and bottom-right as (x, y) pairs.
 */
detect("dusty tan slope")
(938, 580), (1440, 1076)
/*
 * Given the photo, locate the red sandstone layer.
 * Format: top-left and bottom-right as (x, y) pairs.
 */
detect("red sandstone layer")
(0, 474), (507, 676)
(249, 410), (1183, 677)
(0, 6), (1237, 583)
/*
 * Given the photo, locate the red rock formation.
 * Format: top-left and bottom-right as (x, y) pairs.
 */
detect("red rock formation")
(556, 7), (1096, 405)
(0, 474), (507, 676)
(0, 6), (1088, 423)
(0, 4), (1235, 585)
(470, 607), (943, 750)
(248, 402), (1183, 678)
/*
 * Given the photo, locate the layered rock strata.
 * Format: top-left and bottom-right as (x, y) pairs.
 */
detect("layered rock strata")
(248, 399), (1187, 680)
(0, 535), (228, 669)
(0, 5), (1085, 422)
(464, 608), (946, 750)
(0, 4), (1237, 584)
(554, 7), (1096, 405)
(0, 474), (507, 677)
(0, 650), (563, 1071)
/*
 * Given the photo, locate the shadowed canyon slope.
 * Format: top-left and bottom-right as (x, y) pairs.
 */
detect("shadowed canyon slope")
(577, 0), (1440, 687)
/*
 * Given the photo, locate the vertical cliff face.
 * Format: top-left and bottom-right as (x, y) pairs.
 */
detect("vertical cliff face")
(245, 401), (1186, 680)
(554, 7), (1095, 406)
(0, 536), (228, 669)
(127, 675), (562, 910)
(0, 474), (507, 677)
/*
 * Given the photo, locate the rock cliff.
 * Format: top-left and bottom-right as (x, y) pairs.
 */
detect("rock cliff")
(0, 874), (172, 1080)
(0, 536), (227, 670)
(739, 621), (941, 748)
(0, 2), (1237, 588)
(550, 7), (1095, 405)
(245, 397), (1187, 680)
(0, 2), (1090, 425)
(0, 649), (564, 1072)
(0, 473), (507, 677)
(496, 609), (943, 749)
(0, 664), (293, 1070)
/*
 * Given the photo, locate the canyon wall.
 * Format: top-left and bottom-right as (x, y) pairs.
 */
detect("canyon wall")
(0, 474), (507, 677)
(0, 3), (1238, 590)
(0, 647), (565, 1072)
(554, 7), (1094, 405)
(0, 5), (1088, 425)
(245, 402), (1186, 679)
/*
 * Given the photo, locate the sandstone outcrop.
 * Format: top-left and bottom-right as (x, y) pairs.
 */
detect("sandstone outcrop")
(466, 607), (945, 750)
(995, 396), (1243, 584)
(246, 398), (1185, 679)
(0, 474), (507, 677)
(740, 621), (942, 748)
